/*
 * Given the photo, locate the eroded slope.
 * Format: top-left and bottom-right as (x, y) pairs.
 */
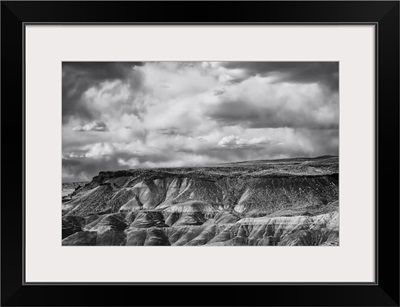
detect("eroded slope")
(62, 156), (339, 246)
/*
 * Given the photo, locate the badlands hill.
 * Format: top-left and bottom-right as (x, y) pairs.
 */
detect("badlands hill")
(62, 181), (88, 198)
(62, 155), (339, 246)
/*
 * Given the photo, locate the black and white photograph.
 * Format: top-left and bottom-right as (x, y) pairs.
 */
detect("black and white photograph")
(62, 61), (339, 246)
(4, 1), (399, 305)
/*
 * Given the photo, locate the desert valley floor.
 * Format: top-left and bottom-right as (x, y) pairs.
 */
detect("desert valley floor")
(62, 156), (339, 246)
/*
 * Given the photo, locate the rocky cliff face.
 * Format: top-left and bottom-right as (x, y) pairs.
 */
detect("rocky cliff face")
(62, 156), (339, 246)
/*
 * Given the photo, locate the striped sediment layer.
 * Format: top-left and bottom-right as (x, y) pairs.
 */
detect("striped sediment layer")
(62, 156), (339, 246)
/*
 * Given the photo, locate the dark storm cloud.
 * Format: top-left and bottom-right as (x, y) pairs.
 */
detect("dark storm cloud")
(62, 62), (143, 122)
(207, 99), (338, 129)
(155, 128), (191, 137)
(63, 157), (122, 182)
(222, 62), (339, 91)
(178, 128), (338, 164)
(62, 149), (182, 181)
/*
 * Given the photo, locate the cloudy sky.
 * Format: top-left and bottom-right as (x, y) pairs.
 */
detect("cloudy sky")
(62, 62), (339, 182)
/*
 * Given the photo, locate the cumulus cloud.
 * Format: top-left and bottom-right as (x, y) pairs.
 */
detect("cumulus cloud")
(83, 143), (115, 159)
(218, 135), (271, 148)
(62, 62), (143, 123)
(72, 120), (109, 132)
(118, 157), (140, 168)
(206, 78), (338, 129)
(62, 61), (339, 182)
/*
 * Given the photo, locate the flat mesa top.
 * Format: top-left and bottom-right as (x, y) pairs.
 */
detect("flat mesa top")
(92, 155), (338, 181)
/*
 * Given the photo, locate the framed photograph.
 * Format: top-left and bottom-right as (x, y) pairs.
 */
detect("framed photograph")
(1, 1), (399, 306)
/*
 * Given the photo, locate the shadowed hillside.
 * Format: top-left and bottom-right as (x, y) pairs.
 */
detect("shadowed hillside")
(62, 156), (339, 246)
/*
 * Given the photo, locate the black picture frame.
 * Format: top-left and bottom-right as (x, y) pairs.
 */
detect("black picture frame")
(1, 1), (399, 306)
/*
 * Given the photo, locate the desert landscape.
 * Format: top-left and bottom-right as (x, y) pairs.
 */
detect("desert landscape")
(62, 61), (339, 246)
(62, 155), (339, 246)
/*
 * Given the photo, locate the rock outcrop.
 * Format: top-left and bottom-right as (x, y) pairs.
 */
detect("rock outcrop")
(62, 156), (339, 246)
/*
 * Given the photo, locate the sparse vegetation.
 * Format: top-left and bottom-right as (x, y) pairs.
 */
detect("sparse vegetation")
(62, 156), (339, 246)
